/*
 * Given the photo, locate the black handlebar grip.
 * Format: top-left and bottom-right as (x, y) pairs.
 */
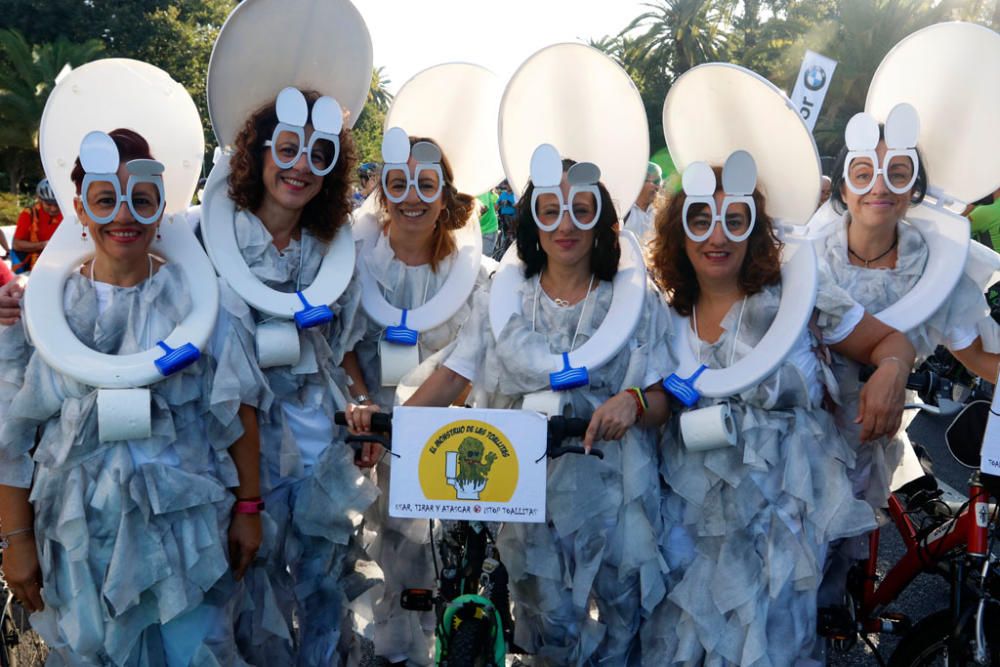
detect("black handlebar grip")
(333, 411), (393, 433)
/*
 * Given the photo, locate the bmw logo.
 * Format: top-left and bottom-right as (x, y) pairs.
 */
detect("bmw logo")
(804, 66), (827, 91)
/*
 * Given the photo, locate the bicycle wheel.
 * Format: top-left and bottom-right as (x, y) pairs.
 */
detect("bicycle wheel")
(1, 601), (17, 667)
(443, 616), (492, 667)
(1, 600), (47, 667)
(887, 608), (999, 667)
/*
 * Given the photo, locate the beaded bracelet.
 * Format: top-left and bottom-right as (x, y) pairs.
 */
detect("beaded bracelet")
(625, 386), (647, 420)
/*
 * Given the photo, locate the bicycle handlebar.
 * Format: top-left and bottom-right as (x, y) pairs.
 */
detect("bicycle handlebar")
(333, 411), (604, 459)
(858, 367), (953, 406)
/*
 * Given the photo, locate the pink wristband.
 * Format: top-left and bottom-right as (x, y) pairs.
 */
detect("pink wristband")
(234, 499), (265, 515)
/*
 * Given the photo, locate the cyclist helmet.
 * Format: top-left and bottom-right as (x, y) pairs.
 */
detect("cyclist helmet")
(358, 162), (377, 180)
(36, 178), (56, 203)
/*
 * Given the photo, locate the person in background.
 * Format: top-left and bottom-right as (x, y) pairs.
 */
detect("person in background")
(11, 179), (63, 273)
(477, 186), (500, 256)
(353, 161), (379, 209)
(496, 179), (517, 255)
(968, 186), (1000, 252)
(820, 174), (833, 206)
(622, 161), (662, 244)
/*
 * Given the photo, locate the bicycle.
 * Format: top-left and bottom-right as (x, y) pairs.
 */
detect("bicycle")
(0, 548), (48, 667)
(819, 370), (1000, 666)
(336, 410), (599, 667)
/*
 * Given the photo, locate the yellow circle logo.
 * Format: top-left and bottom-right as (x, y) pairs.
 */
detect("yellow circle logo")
(418, 419), (518, 502)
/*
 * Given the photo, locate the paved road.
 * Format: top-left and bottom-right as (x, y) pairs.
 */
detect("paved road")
(829, 410), (979, 666)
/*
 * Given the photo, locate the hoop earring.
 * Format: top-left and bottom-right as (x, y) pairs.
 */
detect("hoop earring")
(535, 241), (540, 252)
(593, 236), (599, 249)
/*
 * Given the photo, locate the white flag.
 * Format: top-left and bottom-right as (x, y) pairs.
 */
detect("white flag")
(790, 50), (838, 132)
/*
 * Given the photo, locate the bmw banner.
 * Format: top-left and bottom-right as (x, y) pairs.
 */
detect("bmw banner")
(790, 50), (837, 132)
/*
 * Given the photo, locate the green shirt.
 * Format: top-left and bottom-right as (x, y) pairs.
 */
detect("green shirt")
(477, 191), (499, 234)
(970, 199), (1000, 252)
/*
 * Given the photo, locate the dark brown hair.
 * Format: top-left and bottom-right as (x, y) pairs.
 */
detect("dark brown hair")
(649, 166), (782, 316)
(227, 90), (356, 243)
(513, 159), (621, 281)
(71, 128), (154, 193)
(374, 135), (475, 272)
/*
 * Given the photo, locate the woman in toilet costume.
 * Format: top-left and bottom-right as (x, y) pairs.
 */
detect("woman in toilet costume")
(200, 1), (379, 663)
(374, 44), (673, 664)
(0, 59), (263, 666)
(811, 23), (1000, 606)
(341, 63), (501, 665)
(640, 64), (915, 665)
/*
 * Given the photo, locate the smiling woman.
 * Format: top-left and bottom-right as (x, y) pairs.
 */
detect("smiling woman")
(227, 89), (356, 246)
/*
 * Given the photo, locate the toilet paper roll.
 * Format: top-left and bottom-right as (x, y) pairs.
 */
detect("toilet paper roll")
(521, 390), (572, 417)
(380, 339), (420, 386)
(680, 403), (738, 452)
(256, 320), (301, 368)
(97, 388), (152, 442)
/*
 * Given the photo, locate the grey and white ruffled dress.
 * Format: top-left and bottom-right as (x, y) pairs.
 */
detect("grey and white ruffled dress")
(351, 227), (491, 664)
(444, 277), (672, 666)
(819, 220), (996, 513)
(223, 211), (380, 666)
(642, 281), (877, 666)
(0, 265), (257, 666)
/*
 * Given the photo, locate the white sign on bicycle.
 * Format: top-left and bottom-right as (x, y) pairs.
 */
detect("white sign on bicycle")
(979, 388), (1000, 476)
(389, 406), (548, 523)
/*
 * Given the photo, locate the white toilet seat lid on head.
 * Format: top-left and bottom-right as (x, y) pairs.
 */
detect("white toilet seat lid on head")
(27, 58), (216, 389)
(354, 207), (482, 335)
(200, 154), (355, 322)
(488, 229), (647, 380)
(670, 238), (818, 398)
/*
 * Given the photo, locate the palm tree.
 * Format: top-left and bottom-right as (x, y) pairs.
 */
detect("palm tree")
(368, 66), (393, 112)
(0, 29), (104, 192)
(801, 0), (958, 156)
(625, 0), (733, 79)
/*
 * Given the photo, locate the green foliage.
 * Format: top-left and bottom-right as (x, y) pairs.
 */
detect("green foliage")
(0, 28), (104, 192)
(353, 68), (394, 165)
(0, 0), (235, 180)
(597, 0), (992, 162)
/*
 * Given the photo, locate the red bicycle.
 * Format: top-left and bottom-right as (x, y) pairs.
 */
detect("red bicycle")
(820, 371), (999, 666)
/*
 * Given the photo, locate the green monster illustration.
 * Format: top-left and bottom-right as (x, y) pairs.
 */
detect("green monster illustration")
(456, 436), (497, 486)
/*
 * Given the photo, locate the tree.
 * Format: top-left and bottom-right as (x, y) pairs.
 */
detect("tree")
(625, 0), (732, 79)
(352, 67), (394, 165)
(0, 0), (236, 163)
(0, 29), (104, 192)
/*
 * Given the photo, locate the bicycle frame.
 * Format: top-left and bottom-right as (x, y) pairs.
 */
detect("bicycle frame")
(856, 474), (991, 634)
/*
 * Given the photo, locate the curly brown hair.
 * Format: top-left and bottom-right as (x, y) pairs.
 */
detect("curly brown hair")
(648, 166), (782, 316)
(227, 90), (356, 243)
(374, 136), (475, 272)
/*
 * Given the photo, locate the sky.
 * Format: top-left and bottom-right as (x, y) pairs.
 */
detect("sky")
(351, 0), (651, 94)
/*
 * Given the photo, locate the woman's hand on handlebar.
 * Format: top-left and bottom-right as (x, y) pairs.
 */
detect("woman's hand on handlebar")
(346, 402), (383, 467)
(583, 391), (638, 452)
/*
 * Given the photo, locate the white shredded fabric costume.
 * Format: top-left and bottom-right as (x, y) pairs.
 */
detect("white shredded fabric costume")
(819, 219), (996, 511)
(642, 280), (878, 666)
(443, 275), (672, 666)
(351, 225), (491, 664)
(223, 211), (380, 667)
(0, 264), (259, 666)
(816, 218), (999, 604)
